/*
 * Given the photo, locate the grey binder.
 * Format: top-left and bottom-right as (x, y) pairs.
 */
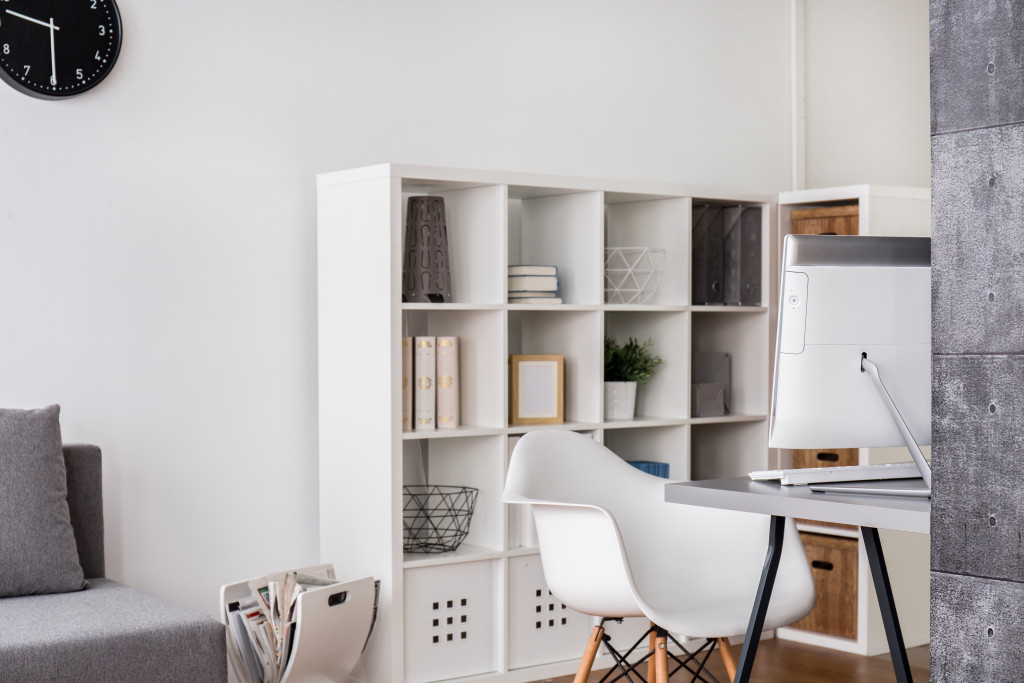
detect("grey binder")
(723, 206), (762, 306)
(692, 205), (724, 305)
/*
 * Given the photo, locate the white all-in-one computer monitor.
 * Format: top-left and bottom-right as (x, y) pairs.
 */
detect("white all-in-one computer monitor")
(769, 234), (931, 497)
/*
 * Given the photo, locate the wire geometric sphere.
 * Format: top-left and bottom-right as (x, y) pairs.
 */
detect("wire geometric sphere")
(604, 247), (666, 304)
(403, 485), (479, 553)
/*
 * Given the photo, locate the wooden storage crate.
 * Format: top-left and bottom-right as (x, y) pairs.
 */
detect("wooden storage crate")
(790, 204), (859, 236)
(791, 449), (858, 530)
(791, 532), (858, 640)
(792, 448), (858, 470)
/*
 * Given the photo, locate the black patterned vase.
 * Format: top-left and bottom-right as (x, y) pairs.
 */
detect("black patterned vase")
(403, 196), (453, 303)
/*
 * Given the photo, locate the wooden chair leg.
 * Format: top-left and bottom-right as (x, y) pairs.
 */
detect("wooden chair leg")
(647, 622), (656, 682)
(573, 624), (605, 683)
(717, 636), (737, 681)
(653, 631), (669, 683)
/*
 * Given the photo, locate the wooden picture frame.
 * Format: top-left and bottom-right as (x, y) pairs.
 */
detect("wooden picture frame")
(510, 354), (564, 425)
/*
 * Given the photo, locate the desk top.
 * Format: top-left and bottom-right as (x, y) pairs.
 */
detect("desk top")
(665, 477), (930, 534)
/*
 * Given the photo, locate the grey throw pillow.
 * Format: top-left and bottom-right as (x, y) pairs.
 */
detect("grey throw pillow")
(0, 405), (86, 596)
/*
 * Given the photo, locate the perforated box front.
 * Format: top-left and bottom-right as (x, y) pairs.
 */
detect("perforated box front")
(404, 561), (497, 683)
(507, 554), (595, 670)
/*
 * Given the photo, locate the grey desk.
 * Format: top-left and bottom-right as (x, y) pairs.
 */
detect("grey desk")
(665, 477), (930, 683)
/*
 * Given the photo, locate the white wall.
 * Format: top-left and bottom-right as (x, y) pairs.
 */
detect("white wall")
(0, 0), (795, 617)
(800, 0), (930, 188)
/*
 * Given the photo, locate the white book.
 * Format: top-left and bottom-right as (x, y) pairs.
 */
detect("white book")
(414, 337), (436, 431)
(509, 298), (563, 304)
(507, 291), (558, 298)
(401, 337), (413, 432)
(508, 274), (558, 292)
(436, 337), (459, 430)
(508, 265), (558, 277)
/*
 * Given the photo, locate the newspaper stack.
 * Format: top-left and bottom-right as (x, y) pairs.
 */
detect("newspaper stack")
(228, 564), (338, 683)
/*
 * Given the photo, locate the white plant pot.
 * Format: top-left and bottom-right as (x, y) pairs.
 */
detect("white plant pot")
(604, 381), (638, 420)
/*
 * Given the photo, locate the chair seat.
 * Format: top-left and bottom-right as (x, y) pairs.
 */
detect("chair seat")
(645, 590), (810, 639)
(0, 578), (226, 683)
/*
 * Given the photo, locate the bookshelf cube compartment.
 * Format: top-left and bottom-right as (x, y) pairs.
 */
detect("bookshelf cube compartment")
(690, 311), (769, 417)
(508, 190), (603, 305)
(404, 435), (505, 555)
(603, 425), (688, 481)
(690, 420), (768, 480)
(404, 309), (506, 430)
(402, 181), (507, 305)
(691, 200), (770, 308)
(605, 197), (689, 306)
(604, 311), (688, 421)
(507, 554), (596, 670)
(508, 310), (603, 425)
(404, 560), (499, 683)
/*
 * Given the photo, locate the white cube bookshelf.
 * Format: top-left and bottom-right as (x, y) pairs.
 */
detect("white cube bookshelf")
(318, 164), (777, 683)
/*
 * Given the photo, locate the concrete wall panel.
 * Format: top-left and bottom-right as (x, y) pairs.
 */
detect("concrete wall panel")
(931, 0), (1024, 133)
(931, 572), (1024, 681)
(932, 355), (1024, 579)
(932, 126), (1024, 354)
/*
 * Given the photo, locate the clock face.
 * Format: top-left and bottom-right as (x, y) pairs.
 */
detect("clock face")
(0, 0), (121, 99)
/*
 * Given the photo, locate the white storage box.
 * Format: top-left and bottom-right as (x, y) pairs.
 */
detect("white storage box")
(507, 554), (595, 670)
(404, 561), (498, 683)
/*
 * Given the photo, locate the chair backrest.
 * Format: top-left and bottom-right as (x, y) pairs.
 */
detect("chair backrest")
(504, 431), (663, 617)
(63, 444), (105, 579)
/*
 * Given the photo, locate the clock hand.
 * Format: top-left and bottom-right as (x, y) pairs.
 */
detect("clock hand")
(5, 9), (61, 31)
(48, 18), (56, 86)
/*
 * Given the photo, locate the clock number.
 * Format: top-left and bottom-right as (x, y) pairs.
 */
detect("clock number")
(76, 68), (84, 80)
(95, 50), (102, 61)
(98, 24), (106, 36)
(2, 44), (9, 55)
(50, 75), (56, 85)
(90, 0), (98, 7)
(23, 65), (30, 76)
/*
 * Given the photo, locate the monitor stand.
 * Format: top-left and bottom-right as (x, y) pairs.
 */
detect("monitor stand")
(810, 355), (932, 498)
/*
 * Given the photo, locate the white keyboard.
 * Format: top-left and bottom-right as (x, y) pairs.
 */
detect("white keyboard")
(748, 462), (922, 486)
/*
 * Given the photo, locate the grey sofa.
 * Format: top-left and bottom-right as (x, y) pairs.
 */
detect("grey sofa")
(0, 445), (227, 682)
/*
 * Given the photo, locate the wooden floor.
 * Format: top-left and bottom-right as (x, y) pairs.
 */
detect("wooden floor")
(535, 638), (929, 683)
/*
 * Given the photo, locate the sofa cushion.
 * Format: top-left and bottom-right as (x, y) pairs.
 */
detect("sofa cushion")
(0, 405), (85, 597)
(0, 578), (227, 682)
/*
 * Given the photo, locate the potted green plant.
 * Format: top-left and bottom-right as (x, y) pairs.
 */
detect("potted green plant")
(604, 336), (664, 420)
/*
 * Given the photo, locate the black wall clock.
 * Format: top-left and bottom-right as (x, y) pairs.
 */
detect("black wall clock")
(0, 0), (121, 99)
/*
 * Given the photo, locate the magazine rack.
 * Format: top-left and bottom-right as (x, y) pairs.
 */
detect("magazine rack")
(220, 572), (378, 683)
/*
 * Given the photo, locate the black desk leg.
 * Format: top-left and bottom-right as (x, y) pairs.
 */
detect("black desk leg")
(862, 526), (913, 683)
(734, 514), (786, 683)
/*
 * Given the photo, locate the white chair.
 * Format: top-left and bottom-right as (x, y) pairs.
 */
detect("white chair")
(503, 430), (815, 683)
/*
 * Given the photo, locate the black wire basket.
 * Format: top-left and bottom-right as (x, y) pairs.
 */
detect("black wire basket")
(402, 485), (479, 553)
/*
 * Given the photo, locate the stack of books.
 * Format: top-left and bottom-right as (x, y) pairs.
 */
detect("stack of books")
(402, 336), (460, 432)
(508, 265), (561, 304)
